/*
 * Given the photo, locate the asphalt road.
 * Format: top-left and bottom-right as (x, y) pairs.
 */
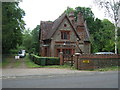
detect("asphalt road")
(2, 71), (118, 88)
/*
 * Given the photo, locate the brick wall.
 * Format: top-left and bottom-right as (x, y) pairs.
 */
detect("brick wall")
(75, 54), (120, 70)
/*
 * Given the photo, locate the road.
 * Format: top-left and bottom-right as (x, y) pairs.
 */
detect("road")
(2, 71), (118, 88)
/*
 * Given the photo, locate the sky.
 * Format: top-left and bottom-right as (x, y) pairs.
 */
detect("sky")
(19, 0), (106, 30)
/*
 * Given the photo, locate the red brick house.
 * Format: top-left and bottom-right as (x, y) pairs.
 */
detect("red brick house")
(39, 12), (91, 57)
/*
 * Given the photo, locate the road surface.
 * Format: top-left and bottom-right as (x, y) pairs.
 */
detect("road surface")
(2, 71), (118, 88)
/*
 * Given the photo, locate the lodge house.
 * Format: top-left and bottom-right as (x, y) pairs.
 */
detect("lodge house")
(39, 12), (91, 57)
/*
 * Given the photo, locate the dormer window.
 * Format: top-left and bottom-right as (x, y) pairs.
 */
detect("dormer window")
(61, 31), (70, 40)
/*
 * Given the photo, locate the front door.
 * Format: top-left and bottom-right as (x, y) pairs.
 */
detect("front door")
(44, 47), (48, 57)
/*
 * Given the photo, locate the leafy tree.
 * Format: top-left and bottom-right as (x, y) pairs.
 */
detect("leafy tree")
(22, 25), (40, 54)
(31, 25), (40, 54)
(99, 19), (115, 51)
(118, 27), (120, 53)
(74, 7), (94, 20)
(94, 0), (120, 53)
(22, 28), (32, 53)
(2, 2), (25, 54)
(65, 7), (75, 15)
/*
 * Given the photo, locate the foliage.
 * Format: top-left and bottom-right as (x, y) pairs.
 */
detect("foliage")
(91, 19), (115, 52)
(118, 28), (120, 53)
(2, 2), (25, 54)
(25, 53), (41, 68)
(94, 66), (119, 71)
(22, 28), (33, 53)
(74, 6), (94, 21)
(29, 54), (60, 66)
(31, 25), (40, 54)
(94, 0), (120, 54)
(22, 25), (40, 54)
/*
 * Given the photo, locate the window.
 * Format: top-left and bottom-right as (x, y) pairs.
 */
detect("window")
(61, 31), (70, 39)
(63, 49), (71, 55)
(64, 24), (67, 27)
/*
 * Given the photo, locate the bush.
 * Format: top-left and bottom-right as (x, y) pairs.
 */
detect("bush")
(46, 57), (60, 65)
(9, 49), (18, 54)
(29, 54), (60, 66)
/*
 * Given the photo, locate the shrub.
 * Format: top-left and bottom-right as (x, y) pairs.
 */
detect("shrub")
(29, 54), (60, 66)
(9, 49), (18, 54)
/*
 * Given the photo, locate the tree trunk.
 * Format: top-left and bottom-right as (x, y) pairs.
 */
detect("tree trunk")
(115, 24), (118, 54)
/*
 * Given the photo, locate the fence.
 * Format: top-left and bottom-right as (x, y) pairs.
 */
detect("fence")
(59, 53), (120, 70)
(74, 54), (120, 70)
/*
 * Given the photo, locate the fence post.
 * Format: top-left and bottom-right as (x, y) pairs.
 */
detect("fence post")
(59, 52), (63, 65)
(75, 53), (80, 69)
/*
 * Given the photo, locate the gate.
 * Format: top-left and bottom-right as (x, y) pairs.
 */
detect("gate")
(63, 54), (74, 66)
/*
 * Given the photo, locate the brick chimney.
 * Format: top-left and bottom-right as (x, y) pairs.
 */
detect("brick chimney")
(77, 12), (84, 26)
(68, 11), (75, 25)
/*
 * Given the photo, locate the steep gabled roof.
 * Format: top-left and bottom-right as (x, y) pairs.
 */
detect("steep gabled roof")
(40, 13), (80, 40)
(40, 21), (53, 40)
(84, 21), (90, 41)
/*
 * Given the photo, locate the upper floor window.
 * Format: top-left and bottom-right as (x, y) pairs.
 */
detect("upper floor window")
(61, 31), (70, 40)
(64, 24), (67, 27)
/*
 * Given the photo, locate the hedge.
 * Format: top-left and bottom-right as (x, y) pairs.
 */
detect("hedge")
(29, 54), (60, 66)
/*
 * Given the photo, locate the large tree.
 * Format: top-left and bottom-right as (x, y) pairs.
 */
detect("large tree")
(2, 2), (25, 54)
(94, 0), (120, 54)
(31, 25), (40, 54)
(22, 25), (40, 54)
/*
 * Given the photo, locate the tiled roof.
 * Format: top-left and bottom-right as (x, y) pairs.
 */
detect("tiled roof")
(84, 21), (90, 41)
(40, 21), (53, 40)
(40, 12), (90, 41)
(40, 13), (66, 40)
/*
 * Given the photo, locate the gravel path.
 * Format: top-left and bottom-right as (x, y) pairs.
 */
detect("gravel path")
(3, 57), (28, 69)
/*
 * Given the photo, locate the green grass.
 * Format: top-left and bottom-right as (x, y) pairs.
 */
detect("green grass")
(14, 60), (21, 67)
(94, 66), (119, 71)
(81, 66), (119, 71)
(25, 54), (42, 68)
(2, 54), (17, 68)
(0, 63), (2, 68)
(2, 57), (10, 68)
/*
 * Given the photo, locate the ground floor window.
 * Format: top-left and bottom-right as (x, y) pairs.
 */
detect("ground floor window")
(56, 48), (74, 57)
(63, 49), (71, 55)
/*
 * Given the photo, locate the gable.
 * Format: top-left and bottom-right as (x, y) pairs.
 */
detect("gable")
(40, 13), (81, 41)
(52, 16), (79, 41)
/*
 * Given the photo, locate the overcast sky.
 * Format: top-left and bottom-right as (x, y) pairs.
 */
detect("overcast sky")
(19, 0), (106, 30)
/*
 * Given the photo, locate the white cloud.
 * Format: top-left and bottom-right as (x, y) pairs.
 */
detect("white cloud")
(19, 0), (106, 30)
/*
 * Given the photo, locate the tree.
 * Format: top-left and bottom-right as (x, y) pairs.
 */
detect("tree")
(22, 25), (40, 54)
(94, 0), (120, 54)
(22, 28), (33, 53)
(2, 2), (25, 54)
(31, 25), (40, 54)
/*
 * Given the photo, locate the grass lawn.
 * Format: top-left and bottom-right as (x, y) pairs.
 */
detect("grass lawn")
(2, 56), (11, 68)
(25, 54), (42, 68)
